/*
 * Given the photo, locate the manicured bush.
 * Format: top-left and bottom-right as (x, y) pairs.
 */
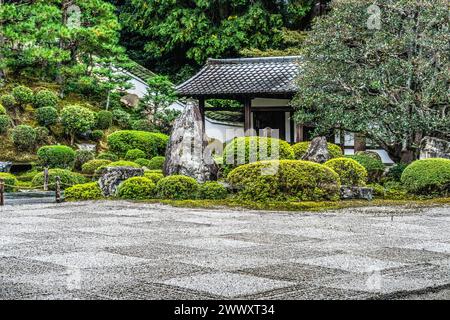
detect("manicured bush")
(0, 94), (16, 110)
(97, 152), (118, 162)
(35, 126), (50, 144)
(90, 130), (104, 141)
(144, 171), (164, 184)
(0, 115), (10, 134)
(347, 154), (384, 183)
(223, 137), (294, 174)
(36, 106), (58, 127)
(324, 158), (367, 186)
(147, 156), (165, 170)
(198, 181), (228, 200)
(37, 145), (76, 169)
(151, 132), (170, 155)
(107, 130), (169, 158)
(292, 141), (343, 160)
(32, 169), (86, 191)
(65, 182), (103, 201)
(117, 177), (156, 200)
(12, 85), (33, 107)
(135, 158), (152, 167)
(0, 104), (6, 114)
(401, 158), (450, 196)
(227, 160), (341, 201)
(34, 89), (58, 108)
(96, 110), (113, 130)
(74, 150), (95, 171)
(112, 109), (131, 128)
(156, 175), (199, 200)
(81, 159), (111, 174)
(125, 149), (146, 161)
(61, 105), (96, 144)
(0, 172), (18, 192)
(11, 125), (36, 151)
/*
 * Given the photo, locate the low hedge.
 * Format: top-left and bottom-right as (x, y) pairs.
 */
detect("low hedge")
(37, 145), (76, 169)
(118, 177), (156, 200)
(324, 158), (367, 186)
(0, 172), (18, 192)
(65, 182), (103, 201)
(32, 169), (86, 191)
(198, 181), (228, 200)
(156, 175), (199, 200)
(292, 141), (342, 160)
(401, 158), (450, 196)
(81, 159), (111, 174)
(227, 160), (341, 201)
(346, 154), (384, 183)
(107, 130), (168, 158)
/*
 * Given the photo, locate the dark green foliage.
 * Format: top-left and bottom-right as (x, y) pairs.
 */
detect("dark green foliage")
(107, 130), (168, 158)
(198, 182), (228, 200)
(346, 154), (385, 183)
(0, 104), (6, 114)
(34, 89), (58, 108)
(0, 95), (16, 110)
(35, 126), (50, 145)
(125, 149), (146, 161)
(96, 110), (113, 130)
(292, 141), (343, 160)
(112, 109), (131, 129)
(135, 158), (152, 168)
(81, 159), (112, 174)
(32, 169), (86, 191)
(74, 150), (95, 171)
(65, 182), (104, 201)
(401, 158), (450, 196)
(147, 156), (165, 170)
(0, 173), (18, 192)
(12, 86), (33, 107)
(36, 107), (58, 127)
(324, 158), (368, 187)
(0, 115), (10, 134)
(132, 119), (154, 132)
(156, 175), (199, 200)
(97, 152), (118, 162)
(91, 130), (104, 141)
(227, 160), (341, 201)
(37, 145), (76, 169)
(118, 177), (156, 200)
(384, 163), (408, 182)
(11, 125), (36, 151)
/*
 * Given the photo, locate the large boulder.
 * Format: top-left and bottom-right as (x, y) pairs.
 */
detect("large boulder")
(301, 136), (331, 163)
(340, 186), (374, 201)
(98, 166), (144, 197)
(164, 100), (218, 182)
(420, 136), (450, 160)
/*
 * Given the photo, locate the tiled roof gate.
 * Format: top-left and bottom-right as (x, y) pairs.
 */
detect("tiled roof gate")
(176, 56), (302, 99)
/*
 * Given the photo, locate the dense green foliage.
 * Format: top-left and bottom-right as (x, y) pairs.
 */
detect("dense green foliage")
(65, 182), (104, 201)
(97, 152), (118, 162)
(107, 130), (168, 158)
(156, 175), (199, 200)
(385, 163), (408, 182)
(0, 95), (16, 110)
(0, 172), (18, 192)
(12, 85), (33, 108)
(198, 182), (228, 200)
(0, 115), (10, 134)
(292, 141), (342, 160)
(90, 130), (104, 141)
(74, 150), (95, 171)
(81, 159), (112, 174)
(32, 169), (86, 191)
(0, 104), (6, 114)
(324, 158), (368, 186)
(125, 149), (146, 161)
(36, 107), (58, 127)
(96, 110), (113, 130)
(118, 177), (156, 200)
(11, 125), (36, 151)
(34, 89), (58, 108)
(146, 156), (165, 170)
(143, 171), (164, 184)
(61, 105), (96, 144)
(227, 160), (341, 201)
(347, 154), (385, 183)
(401, 158), (450, 195)
(35, 126), (50, 144)
(37, 145), (76, 169)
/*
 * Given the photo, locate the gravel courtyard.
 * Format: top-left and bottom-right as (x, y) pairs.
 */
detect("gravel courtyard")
(0, 201), (449, 300)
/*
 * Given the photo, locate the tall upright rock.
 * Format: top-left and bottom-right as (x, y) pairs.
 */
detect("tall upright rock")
(163, 100), (218, 182)
(420, 136), (450, 160)
(301, 136), (331, 163)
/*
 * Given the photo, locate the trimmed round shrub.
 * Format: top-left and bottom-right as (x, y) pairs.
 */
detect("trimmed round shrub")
(223, 137), (294, 174)
(12, 85), (33, 106)
(0, 172), (18, 192)
(35, 126), (50, 144)
(32, 169), (85, 191)
(37, 145), (76, 169)
(324, 158), (368, 186)
(65, 182), (103, 201)
(0, 114), (10, 134)
(292, 141), (343, 160)
(0, 94), (16, 110)
(36, 106), (58, 127)
(90, 130), (104, 141)
(11, 125), (36, 151)
(0, 104), (6, 114)
(117, 177), (156, 200)
(107, 130), (169, 158)
(144, 171), (164, 184)
(401, 158), (450, 196)
(147, 156), (165, 170)
(112, 109), (131, 128)
(125, 149), (146, 161)
(97, 152), (118, 162)
(96, 110), (113, 130)
(198, 181), (228, 200)
(81, 159), (111, 174)
(135, 158), (152, 167)
(227, 160), (341, 201)
(347, 154), (384, 183)
(61, 105), (96, 142)
(74, 150), (95, 171)
(156, 175), (199, 200)
(34, 89), (58, 108)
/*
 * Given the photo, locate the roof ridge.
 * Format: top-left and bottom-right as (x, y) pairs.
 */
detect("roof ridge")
(207, 56), (302, 65)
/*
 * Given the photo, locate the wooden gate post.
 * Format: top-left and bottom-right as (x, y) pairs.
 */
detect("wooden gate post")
(43, 167), (49, 191)
(0, 179), (4, 206)
(55, 176), (61, 203)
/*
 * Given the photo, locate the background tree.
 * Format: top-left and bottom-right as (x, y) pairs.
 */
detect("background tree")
(292, 0), (449, 163)
(60, 105), (96, 145)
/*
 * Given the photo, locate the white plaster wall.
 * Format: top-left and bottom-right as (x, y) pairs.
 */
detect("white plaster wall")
(251, 98), (291, 107)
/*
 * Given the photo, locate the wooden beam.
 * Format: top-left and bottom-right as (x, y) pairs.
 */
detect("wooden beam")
(244, 99), (252, 135)
(295, 123), (304, 142)
(354, 133), (366, 152)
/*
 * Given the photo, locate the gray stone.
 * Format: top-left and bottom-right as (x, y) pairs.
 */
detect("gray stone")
(76, 143), (97, 152)
(340, 186), (374, 200)
(0, 161), (12, 173)
(301, 136), (331, 163)
(420, 136), (450, 159)
(98, 166), (144, 197)
(163, 100), (218, 182)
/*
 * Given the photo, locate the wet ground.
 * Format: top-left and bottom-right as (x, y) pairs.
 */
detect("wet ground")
(0, 201), (449, 300)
